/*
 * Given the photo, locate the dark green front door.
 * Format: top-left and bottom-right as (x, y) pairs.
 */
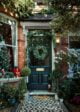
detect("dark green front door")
(28, 30), (52, 90)
(29, 66), (49, 90)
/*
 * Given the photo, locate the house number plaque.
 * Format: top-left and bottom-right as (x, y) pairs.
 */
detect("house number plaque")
(36, 68), (44, 71)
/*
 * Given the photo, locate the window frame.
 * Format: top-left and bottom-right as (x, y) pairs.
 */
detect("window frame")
(0, 13), (18, 67)
(68, 32), (80, 78)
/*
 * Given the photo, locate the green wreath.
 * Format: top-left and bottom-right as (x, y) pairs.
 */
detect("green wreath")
(33, 46), (48, 60)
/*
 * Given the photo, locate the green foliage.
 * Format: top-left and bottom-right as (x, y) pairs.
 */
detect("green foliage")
(27, 30), (52, 51)
(33, 45), (48, 60)
(5, 72), (14, 78)
(0, 0), (34, 18)
(0, 78), (27, 108)
(59, 77), (80, 99)
(21, 66), (31, 77)
(51, 49), (79, 93)
(0, 72), (2, 78)
(0, 46), (10, 71)
(17, 78), (27, 100)
(46, 0), (80, 32)
(40, 7), (55, 14)
(59, 79), (73, 99)
(2, 84), (17, 98)
(27, 30), (52, 38)
(68, 49), (78, 65)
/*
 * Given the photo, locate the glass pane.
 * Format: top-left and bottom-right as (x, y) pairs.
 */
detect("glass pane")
(0, 22), (12, 45)
(69, 36), (80, 49)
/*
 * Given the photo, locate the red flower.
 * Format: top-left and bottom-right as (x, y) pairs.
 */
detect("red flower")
(13, 67), (21, 77)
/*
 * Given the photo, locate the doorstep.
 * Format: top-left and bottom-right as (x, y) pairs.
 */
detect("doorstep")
(29, 90), (56, 96)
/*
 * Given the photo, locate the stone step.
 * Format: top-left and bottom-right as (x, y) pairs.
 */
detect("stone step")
(29, 91), (56, 96)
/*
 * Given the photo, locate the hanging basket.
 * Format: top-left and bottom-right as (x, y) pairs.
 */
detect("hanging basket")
(33, 46), (48, 60)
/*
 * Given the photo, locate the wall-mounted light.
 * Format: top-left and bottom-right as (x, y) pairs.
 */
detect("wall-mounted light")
(56, 37), (60, 43)
(56, 33), (61, 44)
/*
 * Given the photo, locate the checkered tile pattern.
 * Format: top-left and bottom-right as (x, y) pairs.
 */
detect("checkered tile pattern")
(16, 94), (64, 112)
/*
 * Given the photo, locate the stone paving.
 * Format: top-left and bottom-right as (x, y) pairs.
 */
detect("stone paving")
(16, 93), (64, 112)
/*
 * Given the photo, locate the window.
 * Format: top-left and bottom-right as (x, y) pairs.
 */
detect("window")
(69, 36), (80, 49)
(68, 35), (80, 77)
(0, 13), (18, 69)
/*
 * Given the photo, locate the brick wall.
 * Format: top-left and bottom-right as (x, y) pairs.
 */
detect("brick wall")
(18, 23), (26, 70)
(55, 34), (69, 76)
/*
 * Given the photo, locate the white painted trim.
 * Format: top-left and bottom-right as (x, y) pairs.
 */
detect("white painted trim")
(0, 44), (16, 47)
(68, 32), (80, 36)
(14, 21), (18, 67)
(52, 37), (55, 71)
(21, 21), (51, 29)
(0, 13), (17, 22)
(0, 77), (21, 83)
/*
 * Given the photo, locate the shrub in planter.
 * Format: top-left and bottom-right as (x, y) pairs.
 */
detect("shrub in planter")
(16, 78), (27, 100)
(59, 79), (73, 100)
(21, 66), (31, 77)
(0, 78), (27, 108)
(5, 72), (14, 78)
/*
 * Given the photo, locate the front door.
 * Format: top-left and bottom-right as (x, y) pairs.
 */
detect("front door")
(28, 30), (52, 90)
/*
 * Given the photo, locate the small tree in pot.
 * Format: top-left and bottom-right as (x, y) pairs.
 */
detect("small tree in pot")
(21, 66), (31, 83)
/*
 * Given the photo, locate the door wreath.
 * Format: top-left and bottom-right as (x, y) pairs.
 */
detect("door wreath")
(33, 46), (48, 60)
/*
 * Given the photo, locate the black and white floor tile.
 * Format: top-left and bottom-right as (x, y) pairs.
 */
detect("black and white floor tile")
(16, 93), (64, 112)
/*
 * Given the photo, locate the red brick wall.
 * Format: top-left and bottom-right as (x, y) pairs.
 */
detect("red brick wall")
(18, 23), (26, 70)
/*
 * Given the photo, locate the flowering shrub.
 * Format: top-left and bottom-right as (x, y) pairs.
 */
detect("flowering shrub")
(52, 48), (79, 93)
(54, 49), (80, 103)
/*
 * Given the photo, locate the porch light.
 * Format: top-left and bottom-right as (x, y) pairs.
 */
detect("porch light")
(56, 37), (60, 43)
(56, 33), (61, 43)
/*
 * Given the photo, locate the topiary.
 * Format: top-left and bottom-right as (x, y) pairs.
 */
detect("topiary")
(21, 66), (31, 77)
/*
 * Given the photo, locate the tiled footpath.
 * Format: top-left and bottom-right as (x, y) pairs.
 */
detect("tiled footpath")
(16, 93), (64, 112)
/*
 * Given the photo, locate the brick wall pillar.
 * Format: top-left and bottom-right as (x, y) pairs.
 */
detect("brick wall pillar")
(18, 23), (25, 70)
(55, 34), (69, 75)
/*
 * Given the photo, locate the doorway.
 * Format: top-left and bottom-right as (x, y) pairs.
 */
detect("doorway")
(27, 30), (52, 90)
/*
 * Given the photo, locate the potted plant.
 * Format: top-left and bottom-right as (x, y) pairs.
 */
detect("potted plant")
(21, 66), (31, 83)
